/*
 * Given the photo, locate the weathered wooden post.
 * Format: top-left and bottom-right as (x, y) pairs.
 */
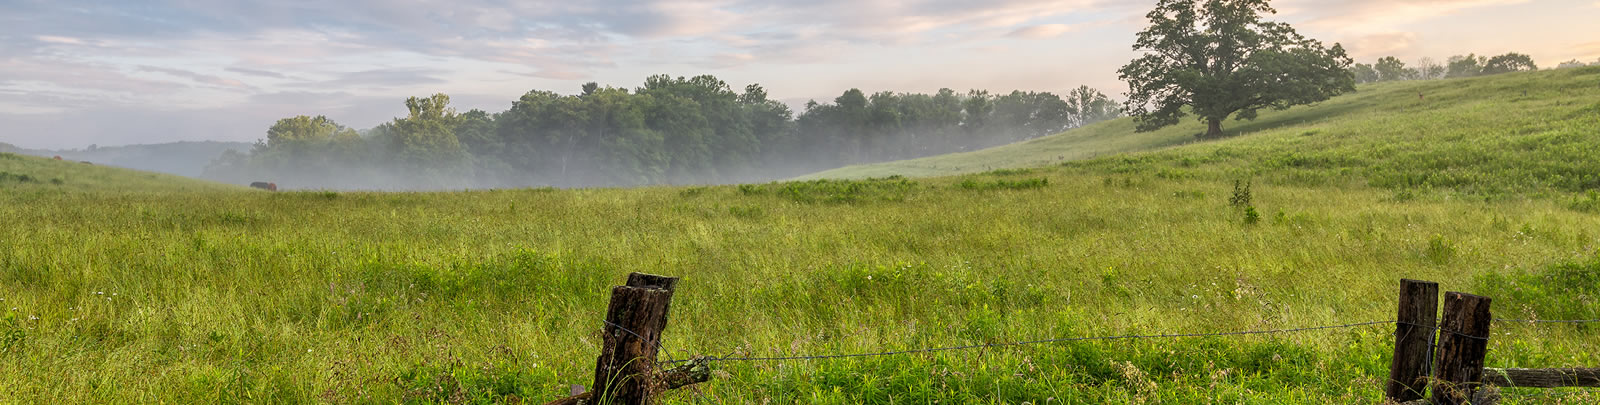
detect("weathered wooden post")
(1387, 279), (1440, 402)
(591, 273), (679, 405)
(1431, 292), (1491, 405)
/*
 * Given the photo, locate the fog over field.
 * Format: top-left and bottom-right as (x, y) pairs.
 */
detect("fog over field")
(4, 1), (1600, 403)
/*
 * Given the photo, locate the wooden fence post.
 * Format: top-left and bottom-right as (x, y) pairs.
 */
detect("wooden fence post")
(1431, 292), (1491, 405)
(1387, 279), (1439, 402)
(591, 273), (679, 405)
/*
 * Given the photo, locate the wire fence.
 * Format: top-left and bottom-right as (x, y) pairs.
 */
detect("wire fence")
(635, 316), (1600, 366)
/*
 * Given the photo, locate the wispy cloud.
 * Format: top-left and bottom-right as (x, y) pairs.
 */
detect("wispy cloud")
(137, 65), (253, 89)
(1008, 24), (1075, 39)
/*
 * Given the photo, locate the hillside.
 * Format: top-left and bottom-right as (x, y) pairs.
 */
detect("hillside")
(0, 152), (245, 193)
(4, 69), (1600, 403)
(6, 141), (252, 178)
(803, 67), (1600, 192)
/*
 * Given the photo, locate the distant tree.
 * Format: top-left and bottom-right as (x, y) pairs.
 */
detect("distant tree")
(1482, 53), (1537, 74)
(1446, 54), (1485, 78)
(1415, 57), (1446, 79)
(1063, 85), (1122, 128)
(1118, 0), (1354, 139)
(390, 93), (467, 172)
(1375, 56), (1409, 81)
(1557, 59), (1588, 69)
(1350, 63), (1379, 84)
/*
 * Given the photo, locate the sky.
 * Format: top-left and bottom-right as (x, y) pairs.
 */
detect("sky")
(1, 0), (1597, 150)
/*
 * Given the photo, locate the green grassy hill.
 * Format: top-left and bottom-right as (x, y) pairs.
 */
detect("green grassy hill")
(4, 141), (253, 178)
(0, 152), (244, 193)
(804, 67), (1600, 193)
(3, 68), (1599, 403)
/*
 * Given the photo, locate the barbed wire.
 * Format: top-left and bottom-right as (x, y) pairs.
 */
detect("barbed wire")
(596, 316), (1600, 367)
(1494, 318), (1600, 324)
(663, 320), (1394, 365)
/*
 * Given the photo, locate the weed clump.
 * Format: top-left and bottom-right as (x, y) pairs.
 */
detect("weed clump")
(737, 177), (917, 204)
(1571, 190), (1600, 213)
(0, 172), (38, 183)
(1229, 180), (1253, 207)
(958, 177), (1048, 191)
(984, 168), (1034, 176)
(1478, 252), (1600, 322)
(1424, 234), (1455, 265)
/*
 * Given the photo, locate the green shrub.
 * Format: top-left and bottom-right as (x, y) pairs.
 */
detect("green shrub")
(958, 178), (1048, 191)
(1424, 235), (1455, 265)
(1478, 253), (1600, 323)
(1571, 190), (1600, 213)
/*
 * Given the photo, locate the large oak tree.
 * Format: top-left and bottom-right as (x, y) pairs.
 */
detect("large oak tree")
(1118, 0), (1354, 139)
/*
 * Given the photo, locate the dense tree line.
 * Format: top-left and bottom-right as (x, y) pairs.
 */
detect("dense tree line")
(206, 75), (1120, 189)
(1349, 52), (1542, 84)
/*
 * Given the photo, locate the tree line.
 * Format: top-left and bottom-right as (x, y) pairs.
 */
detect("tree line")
(205, 75), (1120, 189)
(1346, 52), (1587, 84)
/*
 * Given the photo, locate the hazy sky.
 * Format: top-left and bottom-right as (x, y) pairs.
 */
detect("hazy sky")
(2, 0), (1596, 149)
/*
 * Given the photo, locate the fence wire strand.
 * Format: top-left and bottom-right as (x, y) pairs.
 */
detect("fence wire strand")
(666, 320), (1394, 365)
(604, 316), (1600, 367)
(1494, 318), (1600, 324)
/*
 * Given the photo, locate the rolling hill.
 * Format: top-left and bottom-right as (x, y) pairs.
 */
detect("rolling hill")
(3, 68), (1600, 403)
(0, 151), (245, 193)
(2, 141), (252, 178)
(802, 66), (1600, 196)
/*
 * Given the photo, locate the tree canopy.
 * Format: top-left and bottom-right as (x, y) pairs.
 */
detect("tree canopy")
(1118, 0), (1354, 139)
(206, 76), (1120, 189)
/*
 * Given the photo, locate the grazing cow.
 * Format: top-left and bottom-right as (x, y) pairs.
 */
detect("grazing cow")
(53, 155), (62, 160)
(249, 181), (278, 191)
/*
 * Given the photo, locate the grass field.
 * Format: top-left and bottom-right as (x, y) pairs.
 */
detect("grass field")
(3, 68), (1600, 403)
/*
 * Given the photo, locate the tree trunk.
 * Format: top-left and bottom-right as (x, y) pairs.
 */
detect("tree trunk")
(1202, 117), (1223, 139)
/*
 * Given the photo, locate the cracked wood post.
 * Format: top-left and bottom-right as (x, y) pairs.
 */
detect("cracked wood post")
(1387, 279), (1439, 403)
(1431, 292), (1491, 405)
(591, 273), (678, 405)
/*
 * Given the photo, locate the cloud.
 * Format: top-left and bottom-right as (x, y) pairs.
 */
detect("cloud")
(137, 65), (253, 89)
(1286, 0), (1531, 33)
(1008, 24), (1075, 39)
(226, 66), (290, 79)
(35, 35), (84, 45)
(1346, 32), (1420, 57)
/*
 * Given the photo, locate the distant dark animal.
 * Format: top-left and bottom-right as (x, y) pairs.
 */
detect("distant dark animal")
(80, 161), (92, 165)
(53, 155), (62, 160)
(249, 182), (278, 191)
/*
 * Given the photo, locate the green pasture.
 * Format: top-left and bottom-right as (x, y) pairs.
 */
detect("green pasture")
(3, 67), (1600, 403)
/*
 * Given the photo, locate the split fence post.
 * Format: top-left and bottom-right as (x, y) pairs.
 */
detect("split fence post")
(1431, 292), (1491, 405)
(1387, 279), (1439, 402)
(591, 272), (679, 405)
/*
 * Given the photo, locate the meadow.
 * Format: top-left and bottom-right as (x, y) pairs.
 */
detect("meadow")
(3, 67), (1600, 403)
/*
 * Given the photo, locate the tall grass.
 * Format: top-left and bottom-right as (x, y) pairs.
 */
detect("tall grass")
(2, 68), (1599, 403)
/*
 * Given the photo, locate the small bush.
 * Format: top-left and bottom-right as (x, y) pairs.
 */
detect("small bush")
(738, 183), (767, 195)
(679, 187), (708, 197)
(1242, 206), (1260, 225)
(1229, 180), (1253, 207)
(1571, 190), (1600, 213)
